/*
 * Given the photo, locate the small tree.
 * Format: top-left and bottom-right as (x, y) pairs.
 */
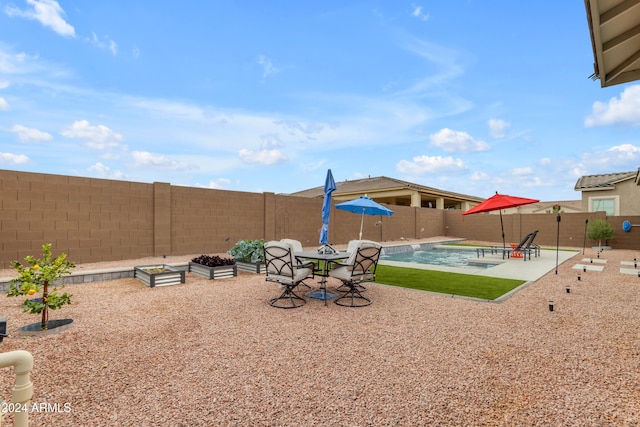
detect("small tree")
(586, 218), (614, 248)
(8, 243), (75, 331)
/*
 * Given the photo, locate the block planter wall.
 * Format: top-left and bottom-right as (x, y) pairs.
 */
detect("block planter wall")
(134, 265), (186, 287)
(188, 262), (237, 279)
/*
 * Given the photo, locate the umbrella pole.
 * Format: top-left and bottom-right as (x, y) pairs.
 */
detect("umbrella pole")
(499, 209), (506, 249)
(359, 213), (364, 240)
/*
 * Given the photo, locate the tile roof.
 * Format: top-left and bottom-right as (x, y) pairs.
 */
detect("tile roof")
(574, 170), (637, 191)
(290, 175), (484, 202)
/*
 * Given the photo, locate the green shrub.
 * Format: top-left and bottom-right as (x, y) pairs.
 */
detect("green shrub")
(586, 219), (614, 247)
(228, 239), (265, 263)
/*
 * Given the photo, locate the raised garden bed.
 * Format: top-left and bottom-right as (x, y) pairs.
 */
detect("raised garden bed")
(188, 262), (237, 279)
(228, 239), (265, 274)
(235, 261), (266, 274)
(134, 265), (185, 287)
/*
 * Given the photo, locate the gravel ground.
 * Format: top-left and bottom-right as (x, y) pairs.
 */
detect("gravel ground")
(0, 242), (638, 426)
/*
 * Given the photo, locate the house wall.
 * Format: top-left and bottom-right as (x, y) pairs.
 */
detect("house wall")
(581, 178), (640, 216)
(1, 169), (638, 269)
(618, 179), (640, 215)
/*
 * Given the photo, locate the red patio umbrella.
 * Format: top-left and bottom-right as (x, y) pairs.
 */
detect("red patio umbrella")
(463, 192), (539, 249)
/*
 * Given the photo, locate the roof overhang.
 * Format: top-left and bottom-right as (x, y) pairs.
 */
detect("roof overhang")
(585, 0), (640, 87)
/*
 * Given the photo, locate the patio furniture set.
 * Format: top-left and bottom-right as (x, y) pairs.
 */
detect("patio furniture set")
(263, 239), (382, 309)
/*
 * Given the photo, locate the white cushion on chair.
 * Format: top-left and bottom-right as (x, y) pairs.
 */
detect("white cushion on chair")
(330, 240), (381, 282)
(280, 238), (303, 252)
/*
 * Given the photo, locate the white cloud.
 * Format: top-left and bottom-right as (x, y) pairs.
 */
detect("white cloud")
(412, 5), (429, 21)
(61, 120), (124, 149)
(0, 80), (9, 89)
(511, 166), (533, 176)
(0, 152), (29, 164)
(0, 97), (8, 110)
(583, 143), (640, 168)
(238, 148), (287, 165)
(4, 0), (75, 37)
(429, 128), (490, 153)
(585, 85), (640, 127)
(260, 134), (283, 149)
(201, 178), (231, 189)
(88, 162), (125, 179)
(609, 143), (640, 156)
(567, 144), (640, 179)
(488, 118), (510, 138)
(396, 155), (466, 174)
(86, 32), (118, 56)
(471, 171), (489, 181)
(131, 151), (189, 170)
(10, 124), (53, 142)
(257, 55), (278, 78)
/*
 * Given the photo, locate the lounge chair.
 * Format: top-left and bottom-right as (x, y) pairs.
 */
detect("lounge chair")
(510, 230), (539, 261)
(264, 241), (314, 308)
(492, 232), (533, 259)
(522, 230), (541, 259)
(328, 241), (382, 307)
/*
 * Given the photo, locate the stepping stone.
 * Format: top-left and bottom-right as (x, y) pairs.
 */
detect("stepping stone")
(620, 261), (640, 267)
(581, 258), (607, 264)
(573, 264), (604, 272)
(620, 268), (640, 276)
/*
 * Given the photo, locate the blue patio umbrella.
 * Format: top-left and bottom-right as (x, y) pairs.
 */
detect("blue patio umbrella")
(319, 169), (336, 246)
(336, 195), (394, 240)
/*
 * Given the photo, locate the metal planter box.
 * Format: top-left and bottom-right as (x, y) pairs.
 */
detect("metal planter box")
(188, 262), (237, 279)
(235, 261), (266, 274)
(134, 265), (185, 287)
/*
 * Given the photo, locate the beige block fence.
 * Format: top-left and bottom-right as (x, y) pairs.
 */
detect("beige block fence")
(1, 169), (638, 268)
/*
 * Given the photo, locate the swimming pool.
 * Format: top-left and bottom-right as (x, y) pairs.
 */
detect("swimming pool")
(380, 245), (495, 269)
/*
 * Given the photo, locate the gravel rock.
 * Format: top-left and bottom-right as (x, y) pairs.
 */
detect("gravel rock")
(0, 243), (638, 426)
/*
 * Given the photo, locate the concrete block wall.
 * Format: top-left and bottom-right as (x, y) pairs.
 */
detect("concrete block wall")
(2, 169), (640, 269)
(272, 195), (323, 247)
(0, 170), (155, 268)
(170, 186), (267, 256)
(442, 210), (630, 249)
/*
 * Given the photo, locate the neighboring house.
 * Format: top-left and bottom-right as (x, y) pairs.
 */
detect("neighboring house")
(501, 200), (583, 215)
(574, 170), (640, 216)
(290, 176), (484, 210)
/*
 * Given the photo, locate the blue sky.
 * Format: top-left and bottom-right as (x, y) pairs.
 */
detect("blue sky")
(1, 1), (639, 201)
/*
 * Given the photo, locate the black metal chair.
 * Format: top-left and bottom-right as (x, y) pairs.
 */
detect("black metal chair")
(264, 241), (314, 308)
(328, 241), (381, 307)
(280, 239), (314, 289)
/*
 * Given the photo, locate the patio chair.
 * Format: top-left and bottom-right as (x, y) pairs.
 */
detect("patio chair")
(492, 232), (532, 259)
(510, 230), (539, 261)
(280, 239), (314, 288)
(264, 241), (314, 309)
(328, 241), (382, 307)
(335, 240), (375, 292)
(522, 230), (540, 260)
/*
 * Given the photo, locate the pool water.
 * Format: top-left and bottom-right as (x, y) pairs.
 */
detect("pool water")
(381, 247), (491, 269)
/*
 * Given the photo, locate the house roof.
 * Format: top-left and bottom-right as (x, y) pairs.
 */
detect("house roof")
(574, 170), (637, 191)
(290, 176), (484, 203)
(523, 200), (584, 213)
(584, 0), (640, 87)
